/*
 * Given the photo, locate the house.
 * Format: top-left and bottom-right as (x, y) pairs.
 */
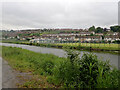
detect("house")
(75, 36), (102, 42)
(95, 33), (103, 36)
(79, 32), (91, 36)
(106, 29), (111, 32)
(104, 35), (120, 42)
(42, 31), (95, 37)
(106, 32), (119, 36)
(58, 35), (75, 41)
(106, 32), (114, 35)
(30, 38), (56, 43)
(113, 32), (119, 35)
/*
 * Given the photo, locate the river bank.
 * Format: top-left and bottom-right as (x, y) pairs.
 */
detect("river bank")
(1, 42), (119, 68)
(1, 46), (120, 88)
(2, 46), (64, 88)
(2, 41), (120, 55)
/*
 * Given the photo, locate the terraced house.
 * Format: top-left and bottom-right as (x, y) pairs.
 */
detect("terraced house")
(75, 36), (102, 43)
(104, 35), (120, 42)
(30, 32), (120, 43)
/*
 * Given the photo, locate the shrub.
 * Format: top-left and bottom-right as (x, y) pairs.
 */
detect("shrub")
(53, 48), (118, 88)
(78, 53), (110, 88)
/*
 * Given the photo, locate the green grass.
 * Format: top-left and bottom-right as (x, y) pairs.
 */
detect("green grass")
(2, 46), (66, 88)
(55, 43), (120, 51)
(2, 46), (66, 73)
(2, 39), (29, 43)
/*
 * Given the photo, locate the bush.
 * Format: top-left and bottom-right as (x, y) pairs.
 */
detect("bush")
(53, 48), (118, 88)
(112, 40), (120, 44)
(78, 53), (110, 88)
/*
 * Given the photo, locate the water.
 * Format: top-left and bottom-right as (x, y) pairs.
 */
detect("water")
(0, 43), (119, 69)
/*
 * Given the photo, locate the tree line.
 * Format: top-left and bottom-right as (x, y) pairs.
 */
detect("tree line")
(89, 25), (120, 33)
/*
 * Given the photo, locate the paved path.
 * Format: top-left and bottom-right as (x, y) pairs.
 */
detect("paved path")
(2, 59), (19, 88)
(1, 58), (35, 88)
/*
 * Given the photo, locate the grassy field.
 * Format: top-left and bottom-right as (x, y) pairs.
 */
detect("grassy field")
(55, 43), (120, 51)
(1, 46), (120, 88)
(2, 39), (29, 43)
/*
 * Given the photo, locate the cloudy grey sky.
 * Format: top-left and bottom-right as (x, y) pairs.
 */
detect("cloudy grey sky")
(1, 0), (119, 30)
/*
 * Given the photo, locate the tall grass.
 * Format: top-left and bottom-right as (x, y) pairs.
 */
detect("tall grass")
(2, 46), (66, 75)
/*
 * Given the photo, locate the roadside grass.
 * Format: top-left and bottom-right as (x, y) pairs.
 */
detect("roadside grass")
(1, 46), (120, 88)
(2, 46), (66, 74)
(2, 46), (66, 88)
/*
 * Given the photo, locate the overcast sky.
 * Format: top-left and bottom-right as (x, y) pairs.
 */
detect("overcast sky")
(0, 0), (119, 30)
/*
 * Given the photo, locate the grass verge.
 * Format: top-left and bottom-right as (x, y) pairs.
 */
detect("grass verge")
(1, 46), (66, 88)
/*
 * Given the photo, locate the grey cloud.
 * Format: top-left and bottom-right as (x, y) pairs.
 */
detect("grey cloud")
(1, 1), (118, 30)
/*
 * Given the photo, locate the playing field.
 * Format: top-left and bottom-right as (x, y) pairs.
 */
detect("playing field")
(55, 43), (120, 50)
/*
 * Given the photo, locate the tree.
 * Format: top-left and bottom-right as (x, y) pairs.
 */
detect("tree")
(95, 27), (103, 33)
(26, 38), (31, 41)
(89, 26), (96, 31)
(43, 28), (48, 32)
(112, 40), (120, 44)
(90, 33), (94, 36)
(10, 30), (14, 32)
(103, 28), (107, 32)
(5, 36), (8, 39)
(101, 36), (104, 40)
(108, 40), (111, 44)
(110, 25), (120, 32)
(15, 36), (17, 39)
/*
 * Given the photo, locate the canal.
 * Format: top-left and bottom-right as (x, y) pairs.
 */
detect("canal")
(0, 43), (119, 69)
